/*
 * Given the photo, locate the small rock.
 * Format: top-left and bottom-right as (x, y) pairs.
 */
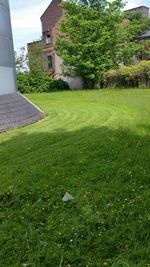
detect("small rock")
(62, 192), (74, 202)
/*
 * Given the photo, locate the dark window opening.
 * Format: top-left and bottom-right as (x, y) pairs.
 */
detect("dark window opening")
(48, 55), (53, 69)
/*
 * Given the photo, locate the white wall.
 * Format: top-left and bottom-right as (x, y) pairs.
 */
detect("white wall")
(0, 66), (16, 95)
(0, 0), (16, 95)
(54, 53), (83, 90)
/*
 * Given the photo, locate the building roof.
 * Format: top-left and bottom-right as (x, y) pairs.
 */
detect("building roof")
(125, 5), (149, 12)
(40, 0), (63, 33)
(137, 30), (150, 40)
(27, 40), (41, 46)
(40, 0), (61, 19)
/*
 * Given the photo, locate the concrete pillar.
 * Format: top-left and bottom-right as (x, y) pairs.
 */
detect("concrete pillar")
(0, 0), (17, 95)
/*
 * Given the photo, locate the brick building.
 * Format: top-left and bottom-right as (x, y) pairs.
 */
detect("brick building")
(40, 0), (83, 89)
(28, 0), (83, 89)
(28, 3), (150, 88)
(40, 0), (63, 76)
(126, 6), (150, 60)
(125, 5), (149, 17)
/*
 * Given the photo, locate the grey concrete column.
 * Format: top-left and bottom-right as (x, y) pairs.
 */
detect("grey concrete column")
(0, 0), (17, 95)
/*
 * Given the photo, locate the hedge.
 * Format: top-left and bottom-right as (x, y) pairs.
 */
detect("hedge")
(103, 61), (150, 88)
(17, 72), (70, 93)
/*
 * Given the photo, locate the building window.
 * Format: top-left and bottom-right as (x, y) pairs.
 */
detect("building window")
(46, 35), (52, 44)
(47, 55), (53, 69)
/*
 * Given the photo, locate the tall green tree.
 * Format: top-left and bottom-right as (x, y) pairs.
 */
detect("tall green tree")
(55, 0), (124, 88)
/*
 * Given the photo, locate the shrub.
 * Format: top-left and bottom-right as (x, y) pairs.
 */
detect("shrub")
(17, 73), (31, 94)
(29, 73), (51, 93)
(103, 61), (150, 88)
(48, 79), (70, 91)
(17, 72), (51, 93)
(17, 73), (70, 93)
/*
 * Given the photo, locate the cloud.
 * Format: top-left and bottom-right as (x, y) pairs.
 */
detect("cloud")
(124, 0), (150, 10)
(125, 0), (140, 9)
(9, 0), (149, 51)
(10, 0), (50, 50)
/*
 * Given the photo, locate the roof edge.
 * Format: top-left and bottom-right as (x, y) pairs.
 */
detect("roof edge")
(40, 0), (54, 20)
(125, 5), (149, 12)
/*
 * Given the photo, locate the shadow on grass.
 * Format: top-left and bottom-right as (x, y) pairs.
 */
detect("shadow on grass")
(0, 125), (150, 266)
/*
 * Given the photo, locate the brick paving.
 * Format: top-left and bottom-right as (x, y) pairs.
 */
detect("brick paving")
(0, 93), (44, 132)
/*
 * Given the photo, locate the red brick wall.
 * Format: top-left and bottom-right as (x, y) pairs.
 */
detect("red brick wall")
(41, 0), (63, 33)
(125, 6), (149, 17)
(41, 0), (65, 75)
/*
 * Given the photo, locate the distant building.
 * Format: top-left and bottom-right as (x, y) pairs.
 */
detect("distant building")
(123, 6), (150, 26)
(28, 3), (150, 88)
(124, 6), (150, 42)
(133, 7), (150, 42)
(125, 5), (149, 17)
(125, 6), (150, 60)
(40, 0), (63, 77)
(29, 0), (83, 89)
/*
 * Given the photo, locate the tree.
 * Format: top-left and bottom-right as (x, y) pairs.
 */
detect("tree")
(15, 40), (44, 75)
(55, 0), (124, 88)
(15, 47), (28, 74)
(116, 11), (150, 65)
(15, 42), (52, 93)
(28, 41), (44, 76)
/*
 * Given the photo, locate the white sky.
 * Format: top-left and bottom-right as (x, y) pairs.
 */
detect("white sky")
(9, 0), (150, 51)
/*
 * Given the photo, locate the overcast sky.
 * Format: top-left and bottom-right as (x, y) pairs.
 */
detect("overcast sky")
(9, 0), (150, 52)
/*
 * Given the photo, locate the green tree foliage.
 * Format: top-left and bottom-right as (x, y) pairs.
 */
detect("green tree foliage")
(56, 0), (150, 87)
(17, 72), (52, 93)
(28, 41), (44, 76)
(15, 41), (44, 75)
(117, 11), (150, 65)
(15, 47), (28, 74)
(15, 44), (70, 93)
(15, 45), (51, 93)
(55, 0), (124, 88)
(17, 72), (69, 94)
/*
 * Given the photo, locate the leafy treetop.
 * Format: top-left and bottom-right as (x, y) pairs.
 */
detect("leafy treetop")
(55, 0), (124, 88)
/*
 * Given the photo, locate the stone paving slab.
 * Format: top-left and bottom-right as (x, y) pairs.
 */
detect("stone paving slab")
(0, 92), (44, 132)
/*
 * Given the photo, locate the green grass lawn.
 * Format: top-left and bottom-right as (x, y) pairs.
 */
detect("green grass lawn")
(0, 89), (150, 267)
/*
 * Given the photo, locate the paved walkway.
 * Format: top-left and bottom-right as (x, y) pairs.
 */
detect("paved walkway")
(0, 92), (44, 132)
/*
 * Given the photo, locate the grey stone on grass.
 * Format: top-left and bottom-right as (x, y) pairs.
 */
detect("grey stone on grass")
(62, 192), (74, 202)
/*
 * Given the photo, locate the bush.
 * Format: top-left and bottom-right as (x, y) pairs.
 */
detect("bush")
(17, 73), (70, 93)
(103, 61), (150, 88)
(17, 72), (52, 93)
(48, 79), (70, 91)
(17, 73), (31, 94)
